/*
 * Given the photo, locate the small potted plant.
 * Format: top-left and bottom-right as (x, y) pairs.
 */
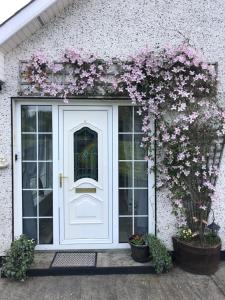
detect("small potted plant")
(129, 234), (150, 263)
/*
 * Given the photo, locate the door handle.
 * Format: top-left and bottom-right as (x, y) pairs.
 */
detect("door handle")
(59, 173), (68, 188)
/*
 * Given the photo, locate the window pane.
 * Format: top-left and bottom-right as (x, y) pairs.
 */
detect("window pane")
(134, 107), (143, 132)
(38, 134), (52, 160)
(119, 162), (132, 187)
(74, 127), (98, 181)
(39, 219), (53, 244)
(119, 189), (132, 215)
(134, 189), (148, 215)
(119, 106), (132, 132)
(22, 134), (37, 160)
(39, 190), (53, 217)
(22, 162), (37, 189)
(119, 217), (132, 243)
(22, 191), (37, 217)
(38, 162), (53, 189)
(119, 134), (132, 160)
(134, 134), (146, 160)
(23, 218), (37, 242)
(134, 162), (148, 187)
(134, 217), (148, 235)
(38, 106), (52, 132)
(21, 106), (36, 132)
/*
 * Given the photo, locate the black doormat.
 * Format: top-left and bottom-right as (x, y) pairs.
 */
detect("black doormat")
(51, 252), (97, 268)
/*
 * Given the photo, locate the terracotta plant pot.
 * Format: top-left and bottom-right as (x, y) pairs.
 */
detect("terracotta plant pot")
(129, 241), (150, 263)
(172, 236), (221, 275)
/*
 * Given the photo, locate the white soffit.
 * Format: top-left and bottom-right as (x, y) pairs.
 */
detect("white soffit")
(0, 0), (74, 54)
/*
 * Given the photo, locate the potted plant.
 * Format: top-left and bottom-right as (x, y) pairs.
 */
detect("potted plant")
(172, 212), (221, 275)
(129, 234), (150, 263)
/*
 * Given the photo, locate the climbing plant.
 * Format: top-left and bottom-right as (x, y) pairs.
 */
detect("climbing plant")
(22, 43), (225, 240)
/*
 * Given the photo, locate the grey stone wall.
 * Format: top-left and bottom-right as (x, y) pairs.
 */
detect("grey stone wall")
(1, 0), (225, 254)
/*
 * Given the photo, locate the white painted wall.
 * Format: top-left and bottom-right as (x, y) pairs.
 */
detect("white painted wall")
(0, 0), (225, 255)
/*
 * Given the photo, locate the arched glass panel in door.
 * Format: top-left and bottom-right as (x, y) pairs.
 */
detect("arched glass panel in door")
(74, 127), (98, 181)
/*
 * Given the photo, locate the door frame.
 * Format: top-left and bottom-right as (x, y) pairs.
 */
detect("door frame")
(13, 98), (155, 250)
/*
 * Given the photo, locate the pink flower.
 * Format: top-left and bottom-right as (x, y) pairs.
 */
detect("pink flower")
(162, 133), (170, 142)
(175, 127), (181, 135)
(199, 205), (207, 211)
(177, 153), (185, 161)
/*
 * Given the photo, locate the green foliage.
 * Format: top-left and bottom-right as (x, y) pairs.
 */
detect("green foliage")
(146, 234), (172, 274)
(179, 227), (193, 241)
(2, 235), (36, 281)
(129, 234), (146, 246)
(203, 231), (221, 246)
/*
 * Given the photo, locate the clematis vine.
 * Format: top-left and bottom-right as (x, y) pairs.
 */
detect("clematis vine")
(118, 43), (225, 239)
(22, 43), (225, 239)
(22, 49), (107, 102)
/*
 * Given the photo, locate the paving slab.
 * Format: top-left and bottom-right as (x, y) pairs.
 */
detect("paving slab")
(1, 265), (225, 300)
(211, 262), (225, 296)
(97, 249), (153, 267)
(30, 252), (55, 269)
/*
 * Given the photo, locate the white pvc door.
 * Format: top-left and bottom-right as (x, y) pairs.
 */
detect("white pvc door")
(60, 107), (112, 244)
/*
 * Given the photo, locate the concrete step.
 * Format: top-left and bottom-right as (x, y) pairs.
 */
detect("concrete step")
(28, 250), (155, 276)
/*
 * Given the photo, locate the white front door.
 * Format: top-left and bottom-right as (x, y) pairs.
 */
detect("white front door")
(59, 106), (112, 244)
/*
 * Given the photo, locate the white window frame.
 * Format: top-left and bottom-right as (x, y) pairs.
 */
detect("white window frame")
(13, 98), (155, 250)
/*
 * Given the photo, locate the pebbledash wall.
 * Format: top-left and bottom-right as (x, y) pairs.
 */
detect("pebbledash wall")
(1, 0), (225, 255)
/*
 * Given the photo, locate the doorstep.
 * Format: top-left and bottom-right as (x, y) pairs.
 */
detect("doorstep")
(27, 249), (155, 276)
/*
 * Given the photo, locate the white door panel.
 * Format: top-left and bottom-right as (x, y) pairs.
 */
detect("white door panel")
(60, 107), (112, 243)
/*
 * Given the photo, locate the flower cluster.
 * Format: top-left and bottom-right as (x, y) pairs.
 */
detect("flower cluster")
(179, 227), (193, 241)
(22, 49), (107, 102)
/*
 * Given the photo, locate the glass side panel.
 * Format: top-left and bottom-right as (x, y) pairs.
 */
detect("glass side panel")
(21, 105), (53, 245)
(118, 106), (149, 243)
(74, 127), (98, 181)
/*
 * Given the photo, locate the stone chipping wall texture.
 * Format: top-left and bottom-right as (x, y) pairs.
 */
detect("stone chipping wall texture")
(0, 0), (225, 255)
